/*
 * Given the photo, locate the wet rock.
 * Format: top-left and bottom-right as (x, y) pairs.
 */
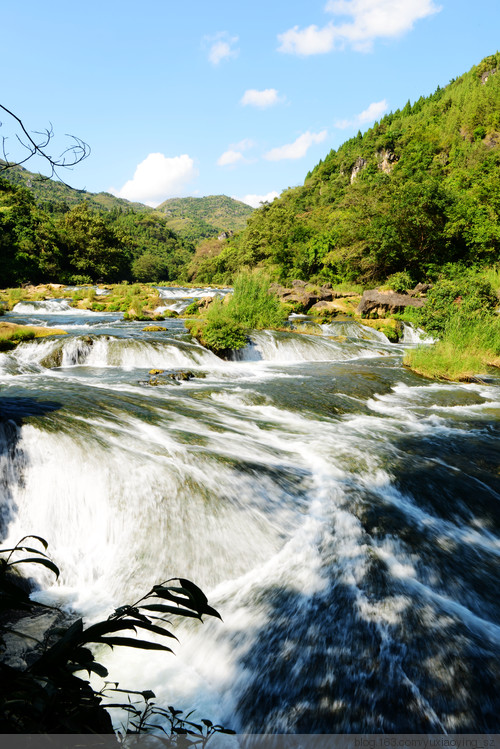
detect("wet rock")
(141, 370), (205, 386)
(40, 348), (63, 368)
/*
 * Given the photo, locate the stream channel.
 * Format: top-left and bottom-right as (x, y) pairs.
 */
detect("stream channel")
(1, 287), (499, 734)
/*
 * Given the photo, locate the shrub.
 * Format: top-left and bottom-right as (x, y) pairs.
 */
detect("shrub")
(187, 317), (247, 355)
(385, 270), (414, 294)
(184, 301), (200, 315)
(69, 275), (93, 285)
(417, 273), (497, 335)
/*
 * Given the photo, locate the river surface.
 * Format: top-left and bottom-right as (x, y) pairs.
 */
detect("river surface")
(1, 291), (499, 734)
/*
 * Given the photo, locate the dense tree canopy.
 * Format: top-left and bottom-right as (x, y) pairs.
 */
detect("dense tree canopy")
(0, 178), (194, 286)
(190, 53), (500, 285)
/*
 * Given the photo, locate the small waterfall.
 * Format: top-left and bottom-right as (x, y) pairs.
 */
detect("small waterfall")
(11, 299), (94, 315)
(320, 320), (392, 342)
(157, 286), (231, 300)
(234, 329), (392, 363)
(12, 335), (219, 370)
(401, 322), (435, 344)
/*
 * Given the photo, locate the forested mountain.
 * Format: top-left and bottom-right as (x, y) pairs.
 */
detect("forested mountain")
(0, 169), (252, 286)
(156, 195), (254, 244)
(190, 53), (500, 285)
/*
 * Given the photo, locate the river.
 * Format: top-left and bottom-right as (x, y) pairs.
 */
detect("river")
(1, 289), (499, 734)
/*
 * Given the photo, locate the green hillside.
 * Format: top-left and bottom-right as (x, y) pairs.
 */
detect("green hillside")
(190, 53), (500, 286)
(1, 164), (254, 246)
(0, 161), (151, 214)
(156, 195), (254, 244)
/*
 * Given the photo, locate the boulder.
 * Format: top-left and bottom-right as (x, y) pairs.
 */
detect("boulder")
(281, 291), (319, 309)
(357, 289), (425, 317)
(408, 282), (432, 297)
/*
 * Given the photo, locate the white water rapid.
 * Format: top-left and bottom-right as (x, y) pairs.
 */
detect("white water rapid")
(0, 299), (499, 734)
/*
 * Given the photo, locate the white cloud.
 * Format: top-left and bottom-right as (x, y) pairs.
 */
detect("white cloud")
(239, 192), (280, 208)
(240, 88), (283, 108)
(232, 138), (256, 151)
(217, 150), (245, 166)
(278, 24), (337, 56)
(206, 32), (239, 65)
(264, 130), (327, 161)
(278, 0), (441, 55)
(335, 98), (388, 129)
(358, 98), (388, 123)
(217, 139), (255, 167)
(112, 153), (197, 207)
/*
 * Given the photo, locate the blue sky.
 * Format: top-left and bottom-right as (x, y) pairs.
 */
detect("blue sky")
(1, 0), (499, 207)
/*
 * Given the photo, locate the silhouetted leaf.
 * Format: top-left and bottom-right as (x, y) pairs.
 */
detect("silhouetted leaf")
(179, 579), (208, 607)
(9, 557), (60, 578)
(96, 636), (174, 652)
(140, 604), (201, 619)
(16, 535), (49, 550)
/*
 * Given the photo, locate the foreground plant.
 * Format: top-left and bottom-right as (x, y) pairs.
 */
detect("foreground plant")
(0, 536), (232, 738)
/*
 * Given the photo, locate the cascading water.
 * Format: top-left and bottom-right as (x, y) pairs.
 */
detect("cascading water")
(154, 286), (232, 315)
(0, 299), (499, 734)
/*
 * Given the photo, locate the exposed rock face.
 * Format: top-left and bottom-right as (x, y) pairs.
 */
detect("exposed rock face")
(357, 289), (426, 317)
(481, 67), (498, 85)
(350, 157), (367, 183)
(485, 132), (500, 149)
(408, 282), (433, 297)
(377, 148), (398, 174)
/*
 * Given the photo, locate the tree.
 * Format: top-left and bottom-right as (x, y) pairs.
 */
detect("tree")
(62, 203), (130, 282)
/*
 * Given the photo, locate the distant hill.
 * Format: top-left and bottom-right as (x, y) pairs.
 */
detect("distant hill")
(156, 195), (254, 244)
(0, 161), (151, 214)
(1, 164), (254, 245)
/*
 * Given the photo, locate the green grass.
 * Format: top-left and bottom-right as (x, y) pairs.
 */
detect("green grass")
(187, 271), (287, 355)
(221, 272), (287, 329)
(404, 313), (500, 381)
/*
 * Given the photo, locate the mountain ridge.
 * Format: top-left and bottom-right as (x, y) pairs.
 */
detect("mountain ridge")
(0, 162), (253, 244)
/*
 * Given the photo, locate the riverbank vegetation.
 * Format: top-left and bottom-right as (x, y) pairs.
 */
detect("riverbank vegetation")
(186, 272), (287, 355)
(403, 266), (500, 381)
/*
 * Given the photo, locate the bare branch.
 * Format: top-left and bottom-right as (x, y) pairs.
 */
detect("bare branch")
(0, 104), (90, 184)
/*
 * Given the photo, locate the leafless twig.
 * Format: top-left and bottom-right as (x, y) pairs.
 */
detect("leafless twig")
(0, 104), (90, 184)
